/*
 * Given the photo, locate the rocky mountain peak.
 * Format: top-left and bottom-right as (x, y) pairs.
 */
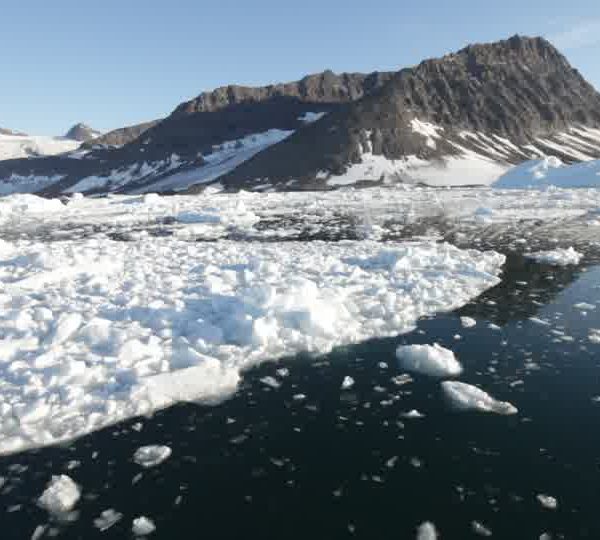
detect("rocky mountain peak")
(65, 123), (102, 142)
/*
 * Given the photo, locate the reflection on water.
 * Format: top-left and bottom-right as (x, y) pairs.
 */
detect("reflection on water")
(1, 261), (600, 540)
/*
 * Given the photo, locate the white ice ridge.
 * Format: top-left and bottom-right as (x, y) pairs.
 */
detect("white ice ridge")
(396, 343), (463, 377)
(494, 156), (600, 189)
(525, 247), (583, 266)
(441, 381), (518, 415)
(0, 235), (504, 455)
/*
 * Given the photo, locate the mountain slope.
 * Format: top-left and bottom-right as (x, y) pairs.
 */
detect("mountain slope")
(205, 35), (600, 191)
(0, 70), (393, 195)
(2, 36), (600, 196)
(65, 123), (102, 142)
(88, 120), (160, 147)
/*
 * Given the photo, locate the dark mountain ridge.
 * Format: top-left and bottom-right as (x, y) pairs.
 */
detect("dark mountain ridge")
(1, 35), (600, 195)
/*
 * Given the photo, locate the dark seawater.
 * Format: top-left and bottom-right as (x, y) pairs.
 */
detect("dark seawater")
(2, 257), (600, 540)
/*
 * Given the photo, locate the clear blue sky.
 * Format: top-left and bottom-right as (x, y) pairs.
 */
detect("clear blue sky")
(3, 0), (600, 135)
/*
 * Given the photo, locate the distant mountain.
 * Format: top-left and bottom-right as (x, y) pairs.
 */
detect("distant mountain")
(209, 35), (600, 191)
(0, 70), (393, 195)
(0, 127), (27, 136)
(1, 35), (600, 196)
(88, 120), (160, 148)
(64, 123), (102, 142)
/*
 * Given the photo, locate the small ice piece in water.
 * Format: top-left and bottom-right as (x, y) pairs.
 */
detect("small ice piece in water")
(38, 475), (81, 515)
(472, 521), (492, 537)
(31, 525), (47, 540)
(341, 376), (355, 390)
(525, 247), (583, 266)
(574, 302), (595, 311)
(461, 317), (477, 328)
(260, 376), (280, 389)
(133, 445), (172, 468)
(537, 494), (558, 510)
(441, 381), (518, 415)
(132, 516), (156, 536)
(416, 521), (438, 540)
(401, 410), (425, 419)
(396, 343), (462, 377)
(94, 509), (123, 531)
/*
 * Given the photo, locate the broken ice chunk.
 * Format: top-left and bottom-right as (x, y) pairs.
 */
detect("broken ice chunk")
(537, 494), (558, 510)
(341, 376), (355, 390)
(132, 516), (156, 536)
(416, 521), (438, 540)
(94, 509), (123, 531)
(37, 475), (81, 515)
(460, 317), (477, 328)
(441, 381), (518, 415)
(396, 343), (462, 377)
(133, 445), (172, 468)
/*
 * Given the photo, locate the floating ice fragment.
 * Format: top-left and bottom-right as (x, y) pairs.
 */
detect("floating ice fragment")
(341, 376), (355, 390)
(416, 521), (438, 540)
(441, 381), (518, 415)
(574, 302), (595, 311)
(525, 247), (583, 266)
(472, 521), (493, 537)
(132, 516), (156, 536)
(537, 494), (558, 510)
(396, 344), (462, 377)
(401, 410), (425, 419)
(260, 376), (280, 389)
(37, 475), (81, 515)
(133, 445), (172, 468)
(461, 317), (477, 328)
(94, 509), (123, 531)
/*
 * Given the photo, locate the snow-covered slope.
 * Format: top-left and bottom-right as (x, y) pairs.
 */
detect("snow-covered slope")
(494, 156), (600, 189)
(0, 132), (80, 161)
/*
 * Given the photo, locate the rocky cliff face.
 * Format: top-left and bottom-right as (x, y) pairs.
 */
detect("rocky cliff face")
(64, 123), (102, 142)
(173, 71), (394, 115)
(88, 120), (160, 148)
(212, 36), (600, 190)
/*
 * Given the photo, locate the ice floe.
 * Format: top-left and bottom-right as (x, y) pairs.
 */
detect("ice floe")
(37, 475), (81, 515)
(441, 381), (518, 415)
(460, 316), (477, 328)
(537, 494), (558, 510)
(132, 516), (156, 536)
(0, 235), (504, 455)
(133, 446), (172, 468)
(94, 509), (123, 531)
(525, 247), (583, 266)
(416, 521), (438, 540)
(396, 344), (463, 377)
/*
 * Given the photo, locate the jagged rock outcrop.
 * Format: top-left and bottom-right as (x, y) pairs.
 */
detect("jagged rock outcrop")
(88, 120), (160, 147)
(64, 123), (102, 142)
(211, 35), (600, 190)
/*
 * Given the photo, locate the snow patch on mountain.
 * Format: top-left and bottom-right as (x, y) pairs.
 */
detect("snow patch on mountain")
(0, 133), (80, 162)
